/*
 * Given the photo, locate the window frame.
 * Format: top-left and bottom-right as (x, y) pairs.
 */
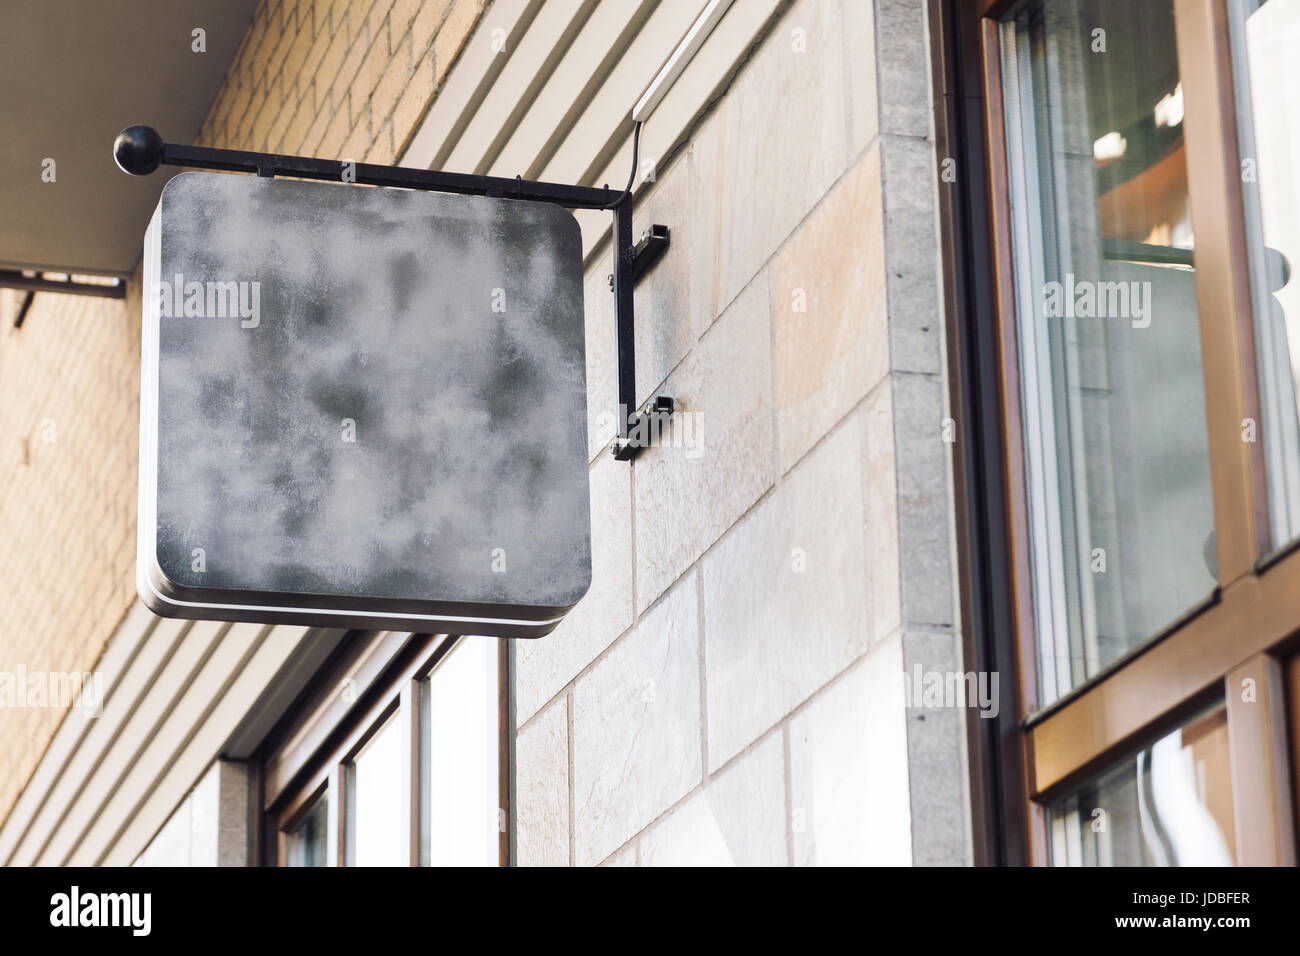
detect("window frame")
(257, 631), (513, 867)
(1227, 0), (1300, 544)
(938, 0), (1299, 865)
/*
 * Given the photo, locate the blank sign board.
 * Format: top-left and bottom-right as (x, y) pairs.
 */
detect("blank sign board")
(138, 172), (591, 638)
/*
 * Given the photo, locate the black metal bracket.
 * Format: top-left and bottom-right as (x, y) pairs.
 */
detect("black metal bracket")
(632, 223), (671, 283)
(112, 125), (675, 463)
(609, 221), (673, 461)
(0, 270), (126, 322)
(608, 224), (671, 290)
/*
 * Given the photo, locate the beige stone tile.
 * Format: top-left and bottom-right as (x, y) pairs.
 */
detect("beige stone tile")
(571, 575), (701, 866)
(516, 696), (569, 867)
(631, 112), (723, 405)
(702, 417), (870, 770)
(632, 275), (775, 614)
(839, 0), (880, 157)
(772, 146), (888, 474)
(717, 0), (851, 310)
(789, 636), (911, 865)
(861, 378), (901, 642)
(639, 732), (787, 866)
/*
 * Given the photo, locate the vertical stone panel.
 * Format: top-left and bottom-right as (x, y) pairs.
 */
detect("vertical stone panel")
(789, 636), (912, 866)
(516, 697), (570, 867)
(702, 418), (870, 770)
(571, 575), (701, 866)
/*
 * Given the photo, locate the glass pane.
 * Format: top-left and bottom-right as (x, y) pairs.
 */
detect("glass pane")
(346, 712), (403, 867)
(285, 792), (328, 867)
(1002, 0), (1217, 706)
(421, 637), (500, 866)
(1229, 0), (1300, 548)
(1047, 704), (1235, 865)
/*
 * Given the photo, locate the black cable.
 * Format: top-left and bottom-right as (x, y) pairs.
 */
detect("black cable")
(602, 120), (642, 209)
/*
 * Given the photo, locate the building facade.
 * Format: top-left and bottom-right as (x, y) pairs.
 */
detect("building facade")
(1, 0), (1297, 867)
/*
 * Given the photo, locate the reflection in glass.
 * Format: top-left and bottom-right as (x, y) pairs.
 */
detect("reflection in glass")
(346, 713), (403, 867)
(421, 637), (499, 866)
(1230, 0), (1300, 548)
(1002, 0), (1217, 706)
(1048, 705), (1235, 866)
(285, 792), (328, 867)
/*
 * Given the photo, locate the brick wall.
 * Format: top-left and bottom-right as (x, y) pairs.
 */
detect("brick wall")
(0, 0), (485, 829)
(0, 285), (140, 823)
(197, 0), (483, 162)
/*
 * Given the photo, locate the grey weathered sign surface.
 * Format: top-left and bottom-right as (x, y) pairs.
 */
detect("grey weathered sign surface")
(138, 171), (591, 637)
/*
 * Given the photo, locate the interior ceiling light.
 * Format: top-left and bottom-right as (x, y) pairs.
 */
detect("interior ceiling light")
(1154, 82), (1185, 128)
(1093, 130), (1127, 161)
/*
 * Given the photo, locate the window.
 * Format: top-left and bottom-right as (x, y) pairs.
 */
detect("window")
(421, 635), (500, 866)
(284, 791), (328, 868)
(262, 632), (510, 867)
(346, 712), (404, 867)
(1047, 702), (1235, 866)
(1000, 0), (1215, 705)
(937, 0), (1300, 867)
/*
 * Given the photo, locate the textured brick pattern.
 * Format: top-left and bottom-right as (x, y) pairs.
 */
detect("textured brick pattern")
(0, 286), (141, 824)
(0, 0), (485, 829)
(197, 0), (483, 162)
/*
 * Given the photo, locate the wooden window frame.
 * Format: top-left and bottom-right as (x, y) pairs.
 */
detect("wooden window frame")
(258, 631), (514, 867)
(937, 0), (1299, 865)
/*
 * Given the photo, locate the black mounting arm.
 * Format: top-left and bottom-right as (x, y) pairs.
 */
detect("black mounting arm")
(113, 125), (673, 462)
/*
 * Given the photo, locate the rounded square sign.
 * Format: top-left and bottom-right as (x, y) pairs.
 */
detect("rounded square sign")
(138, 172), (591, 637)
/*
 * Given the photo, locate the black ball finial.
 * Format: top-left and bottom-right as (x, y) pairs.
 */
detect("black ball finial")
(113, 125), (164, 175)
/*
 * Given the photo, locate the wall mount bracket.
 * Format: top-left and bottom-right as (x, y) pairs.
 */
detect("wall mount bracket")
(112, 124), (674, 463)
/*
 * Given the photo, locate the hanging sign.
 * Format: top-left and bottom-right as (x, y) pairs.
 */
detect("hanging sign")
(138, 172), (591, 638)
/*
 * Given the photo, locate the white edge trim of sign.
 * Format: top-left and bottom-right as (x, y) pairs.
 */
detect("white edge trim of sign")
(136, 567), (566, 627)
